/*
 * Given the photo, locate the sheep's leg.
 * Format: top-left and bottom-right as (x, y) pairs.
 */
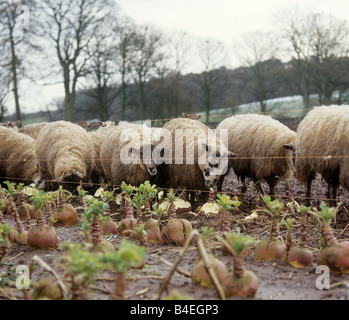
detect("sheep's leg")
(240, 176), (248, 193)
(216, 175), (225, 192)
(304, 178), (313, 206)
(253, 179), (264, 195)
(266, 178), (277, 198)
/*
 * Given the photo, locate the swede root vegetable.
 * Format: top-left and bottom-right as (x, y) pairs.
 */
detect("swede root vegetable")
(16, 184), (36, 220)
(139, 181), (163, 243)
(220, 231), (258, 298)
(4, 181), (28, 245)
(132, 193), (145, 225)
(217, 194), (240, 234)
(161, 191), (192, 246)
(198, 188), (220, 216)
(216, 194), (241, 255)
(281, 218), (295, 263)
(99, 239), (147, 300)
(56, 241), (105, 300)
(288, 205), (314, 268)
(99, 189), (118, 235)
(0, 224), (11, 263)
(314, 202), (349, 274)
(118, 182), (138, 237)
(254, 196), (286, 262)
(28, 189), (60, 250)
(191, 227), (228, 288)
(54, 186), (78, 226)
(31, 278), (63, 300)
(82, 197), (114, 253)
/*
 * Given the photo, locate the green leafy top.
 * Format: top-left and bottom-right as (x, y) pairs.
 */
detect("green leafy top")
(132, 193), (145, 209)
(314, 202), (340, 224)
(120, 181), (136, 196)
(151, 203), (166, 218)
(57, 241), (105, 279)
(260, 196), (284, 217)
(164, 190), (177, 203)
(216, 194), (240, 212)
(30, 189), (53, 210)
(225, 230), (256, 256)
(83, 197), (109, 223)
(77, 186), (88, 199)
(199, 226), (216, 239)
(281, 218), (295, 231)
(3, 181), (17, 196)
(139, 180), (158, 201)
(98, 239), (146, 273)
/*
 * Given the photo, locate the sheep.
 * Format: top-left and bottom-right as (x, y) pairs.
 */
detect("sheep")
(100, 123), (160, 187)
(88, 121), (120, 182)
(0, 126), (39, 184)
(156, 117), (234, 207)
(18, 122), (48, 139)
(295, 105), (349, 206)
(0, 120), (21, 129)
(216, 114), (296, 196)
(35, 120), (96, 191)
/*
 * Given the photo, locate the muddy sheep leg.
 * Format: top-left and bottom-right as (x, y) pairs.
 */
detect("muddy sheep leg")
(253, 179), (264, 195)
(216, 174), (225, 193)
(266, 178), (277, 199)
(327, 176), (339, 208)
(304, 177), (313, 207)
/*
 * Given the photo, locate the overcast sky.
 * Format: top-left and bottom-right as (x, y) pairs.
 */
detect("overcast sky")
(8, 0), (349, 117)
(116, 0), (349, 48)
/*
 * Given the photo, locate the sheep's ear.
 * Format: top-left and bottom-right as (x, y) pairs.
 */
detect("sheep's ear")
(283, 144), (294, 151)
(201, 143), (209, 152)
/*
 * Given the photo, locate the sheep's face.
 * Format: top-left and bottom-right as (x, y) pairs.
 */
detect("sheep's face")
(283, 143), (296, 175)
(130, 144), (158, 176)
(199, 142), (236, 188)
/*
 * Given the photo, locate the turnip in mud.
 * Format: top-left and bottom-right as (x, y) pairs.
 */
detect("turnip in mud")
(98, 188), (118, 235)
(254, 196), (286, 262)
(314, 202), (349, 274)
(191, 227), (228, 288)
(99, 239), (146, 300)
(220, 231), (258, 298)
(56, 241), (105, 300)
(82, 197), (114, 253)
(198, 188), (220, 216)
(118, 182), (138, 237)
(0, 223), (11, 263)
(139, 181), (163, 243)
(288, 205), (314, 268)
(54, 186), (78, 226)
(160, 190), (192, 246)
(4, 181), (28, 245)
(28, 189), (60, 250)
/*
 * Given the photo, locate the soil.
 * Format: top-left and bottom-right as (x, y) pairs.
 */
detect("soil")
(1, 170), (349, 301)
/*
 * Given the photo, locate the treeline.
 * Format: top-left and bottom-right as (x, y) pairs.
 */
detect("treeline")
(1, 1), (349, 125)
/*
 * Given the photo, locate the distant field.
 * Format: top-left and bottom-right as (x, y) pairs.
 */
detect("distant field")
(196, 94), (320, 124)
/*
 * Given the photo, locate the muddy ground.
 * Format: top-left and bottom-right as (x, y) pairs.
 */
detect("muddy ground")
(1, 170), (349, 301)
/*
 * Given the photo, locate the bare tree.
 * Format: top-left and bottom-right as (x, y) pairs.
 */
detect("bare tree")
(307, 13), (349, 105)
(113, 16), (136, 121)
(194, 38), (227, 121)
(41, 0), (115, 121)
(130, 25), (164, 120)
(237, 31), (281, 113)
(84, 15), (120, 121)
(0, 0), (36, 124)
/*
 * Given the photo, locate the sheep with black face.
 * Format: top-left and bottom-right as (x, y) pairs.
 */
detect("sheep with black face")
(156, 118), (234, 206)
(100, 123), (159, 186)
